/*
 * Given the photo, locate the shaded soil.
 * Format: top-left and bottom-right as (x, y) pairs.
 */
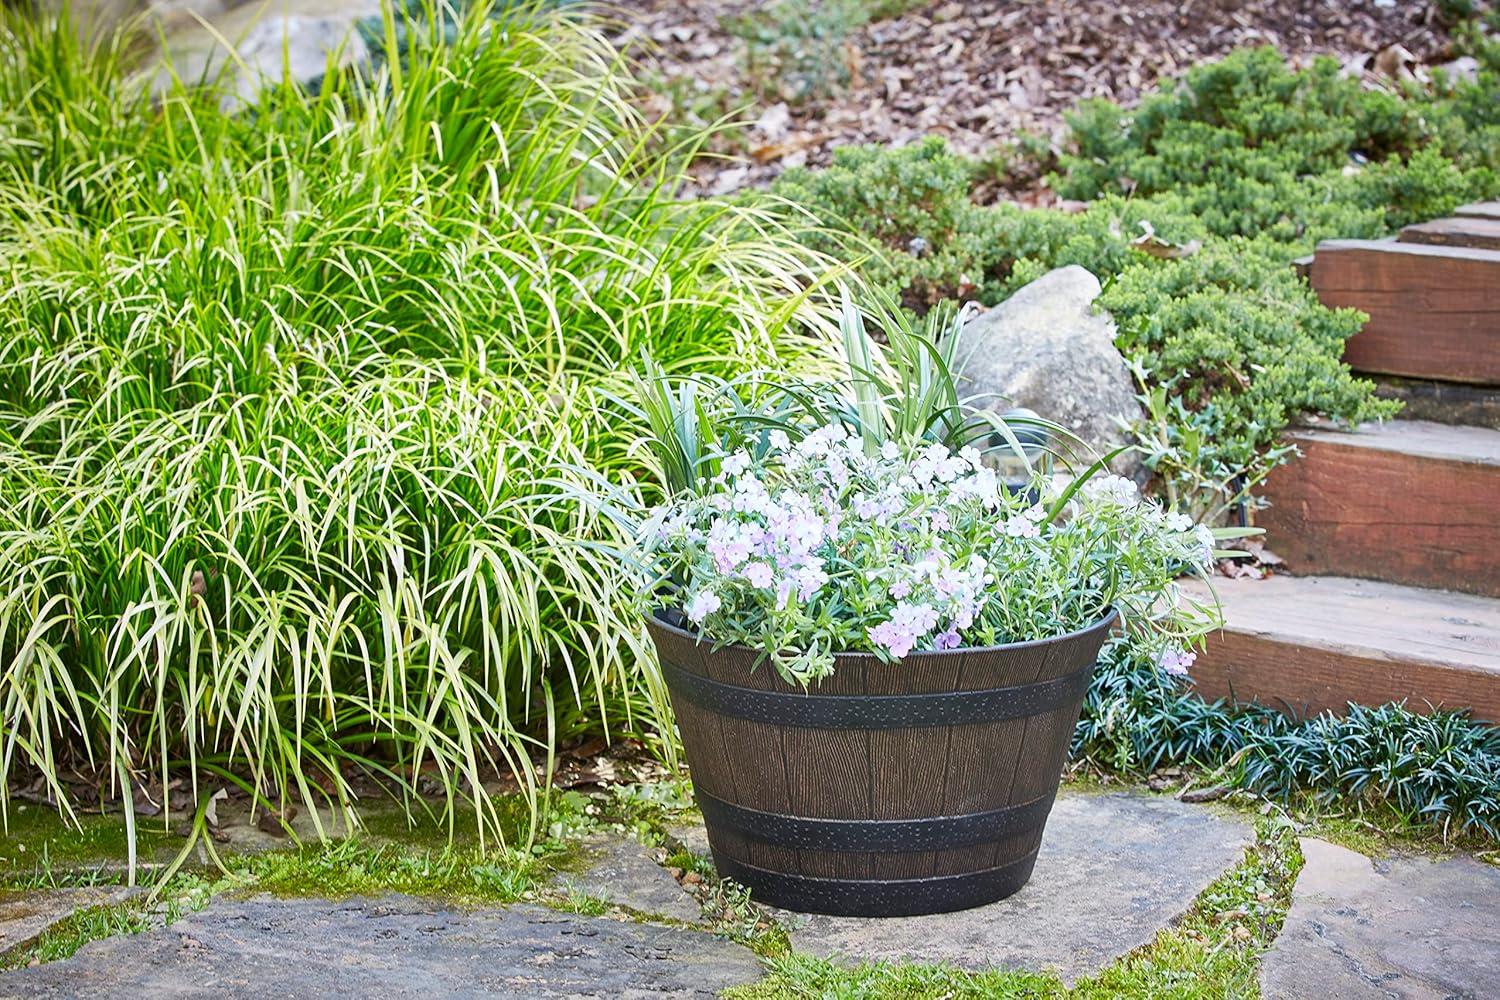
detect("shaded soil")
(612, 0), (1467, 197)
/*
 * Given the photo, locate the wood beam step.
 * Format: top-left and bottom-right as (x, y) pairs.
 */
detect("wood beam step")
(1455, 201), (1500, 221)
(1184, 575), (1500, 722)
(1255, 420), (1500, 599)
(1309, 239), (1500, 385)
(1398, 215), (1500, 252)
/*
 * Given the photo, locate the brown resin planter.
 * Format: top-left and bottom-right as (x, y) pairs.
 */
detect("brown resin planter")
(645, 608), (1118, 917)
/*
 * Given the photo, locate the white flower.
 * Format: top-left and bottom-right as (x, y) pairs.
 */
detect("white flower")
(1167, 511), (1194, 533)
(685, 590), (721, 624)
(768, 430), (791, 452)
(720, 451), (751, 478)
(1083, 474), (1139, 507)
(1194, 524), (1217, 565)
(1004, 515), (1039, 538)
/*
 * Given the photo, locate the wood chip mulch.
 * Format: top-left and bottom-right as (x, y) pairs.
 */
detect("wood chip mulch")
(609, 0), (1471, 199)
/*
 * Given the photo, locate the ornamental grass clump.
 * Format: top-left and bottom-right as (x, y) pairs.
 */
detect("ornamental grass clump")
(0, 2), (834, 852)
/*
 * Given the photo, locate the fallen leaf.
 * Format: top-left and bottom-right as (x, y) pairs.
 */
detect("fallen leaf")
(1130, 220), (1202, 259)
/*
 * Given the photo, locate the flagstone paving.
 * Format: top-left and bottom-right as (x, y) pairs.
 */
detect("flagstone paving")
(4, 794), (1496, 996)
(760, 790), (1254, 984)
(0, 896), (762, 999)
(554, 832), (706, 924)
(0, 887), (140, 959)
(1261, 838), (1500, 1000)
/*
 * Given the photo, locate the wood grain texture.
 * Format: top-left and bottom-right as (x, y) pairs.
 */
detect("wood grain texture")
(1256, 421), (1500, 598)
(1398, 216), (1500, 251)
(646, 616), (1114, 890)
(700, 643), (801, 873)
(866, 651), (961, 878)
(782, 657), (870, 879)
(1181, 576), (1500, 722)
(1309, 239), (1500, 384)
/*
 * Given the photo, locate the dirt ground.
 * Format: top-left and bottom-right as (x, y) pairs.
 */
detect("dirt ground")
(611, 0), (1467, 196)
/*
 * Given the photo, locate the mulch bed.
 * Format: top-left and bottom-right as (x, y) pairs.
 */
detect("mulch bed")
(610, 0), (1468, 198)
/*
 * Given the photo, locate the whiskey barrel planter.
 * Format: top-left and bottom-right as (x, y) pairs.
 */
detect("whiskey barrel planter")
(645, 608), (1118, 917)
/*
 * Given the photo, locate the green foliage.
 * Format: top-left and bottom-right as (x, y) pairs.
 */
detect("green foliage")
(770, 44), (1500, 514)
(0, 902), (152, 970)
(0, 3), (831, 851)
(771, 138), (1009, 309)
(1054, 47), (1499, 238)
(1075, 645), (1500, 840)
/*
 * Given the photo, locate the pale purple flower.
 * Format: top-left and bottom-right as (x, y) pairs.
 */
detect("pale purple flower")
(720, 451), (751, 478)
(707, 519), (753, 572)
(1156, 647), (1196, 676)
(868, 601), (941, 659)
(1004, 515), (1039, 539)
(685, 590), (721, 624)
(742, 561), (774, 588)
(794, 564), (829, 601)
(932, 628), (962, 650)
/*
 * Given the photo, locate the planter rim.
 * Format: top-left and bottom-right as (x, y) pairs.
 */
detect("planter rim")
(647, 604), (1118, 659)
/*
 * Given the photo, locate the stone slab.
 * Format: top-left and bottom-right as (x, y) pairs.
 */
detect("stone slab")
(0, 896), (762, 998)
(0, 887), (140, 958)
(666, 817), (712, 859)
(557, 833), (704, 924)
(1262, 838), (1500, 999)
(769, 790), (1253, 984)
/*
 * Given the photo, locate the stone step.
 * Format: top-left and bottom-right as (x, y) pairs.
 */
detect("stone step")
(1309, 239), (1500, 385)
(1397, 214), (1500, 251)
(1255, 419), (1500, 598)
(1184, 575), (1500, 722)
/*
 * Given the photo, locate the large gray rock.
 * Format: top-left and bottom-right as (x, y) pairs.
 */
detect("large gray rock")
(954, 266), (1143, 475)
(770, 790), (1253, 985)
(0, 896), (763, 998)
(147, 0), (382, 106)
(1262, 838), (1500, 999)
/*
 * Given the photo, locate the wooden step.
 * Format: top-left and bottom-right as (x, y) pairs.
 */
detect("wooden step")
(1455, 201), (1500, 221)
(1309, 239), (1500, 385)
(1255, 420), (1500, 599)
(1184, 575), (1500, 722)
(1398, 215), (1500, 252)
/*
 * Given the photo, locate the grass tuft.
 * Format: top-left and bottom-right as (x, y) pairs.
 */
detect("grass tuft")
(0, 1), (832, 854)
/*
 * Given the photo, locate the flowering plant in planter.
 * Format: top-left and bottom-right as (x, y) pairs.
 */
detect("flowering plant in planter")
(625, 293), (1225, 684)
(606, 292), (1239, 916)
(641, 424), (1216, 685)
